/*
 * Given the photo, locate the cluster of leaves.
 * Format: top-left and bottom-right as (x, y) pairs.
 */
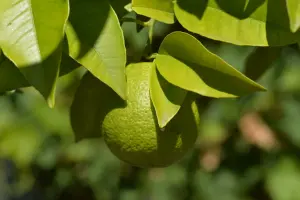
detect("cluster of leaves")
(6, 0), (298, 135)
(2, 26), (300, 200)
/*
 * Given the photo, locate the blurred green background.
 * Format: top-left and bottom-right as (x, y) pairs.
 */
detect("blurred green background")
(2, 21), (300, 200)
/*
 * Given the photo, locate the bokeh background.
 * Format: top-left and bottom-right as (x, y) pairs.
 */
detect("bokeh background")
(2, 18), (300, 200)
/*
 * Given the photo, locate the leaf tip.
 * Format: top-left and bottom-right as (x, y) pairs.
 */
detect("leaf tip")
(158, 118), (168, 129)
(256, 84), (267, 92)
(290, 23), (300, 33)
(47, 97), (55, 108)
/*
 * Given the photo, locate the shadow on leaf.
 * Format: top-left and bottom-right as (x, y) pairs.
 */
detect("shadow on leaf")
(215, 0), (265, 19)
(67, 0), (110, 59)
(70, 72), (126, 142)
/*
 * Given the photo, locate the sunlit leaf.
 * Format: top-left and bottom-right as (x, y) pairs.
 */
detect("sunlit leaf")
(150, 62), (187, 128)
(0, 0), (69, 107)
(132, 0), (174, 24)
(174, 0), (300, 46)
(286, 0), (300, 32)
(156, 31), (266, 98)
(65, 0), (127, 100)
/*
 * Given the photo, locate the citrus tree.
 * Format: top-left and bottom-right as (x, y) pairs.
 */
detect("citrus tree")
(0, 0), (298, 168)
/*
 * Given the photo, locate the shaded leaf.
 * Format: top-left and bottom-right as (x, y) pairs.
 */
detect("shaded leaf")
(174, 0), (300, 46)
(286, 0), (300, 32)
(132, 0), (174, 24)
(0, 51), (28, 92)
(156, 31), (265, 98)
(150, 62), (187, 128)
(0, 0), (69, 107)
(110, 0), (131, 17)
(59, 54), (81, 77)
(244, 47), (281, 80)
(65, 0), (127, 100)
(0, 53), (80, 93)
(122, 12), (149, 63)
(70, 72), (124, 141)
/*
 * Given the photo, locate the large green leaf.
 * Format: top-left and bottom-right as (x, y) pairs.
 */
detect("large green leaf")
(132, 0), (174, 24)
(70, 72), (124, 141)
(0, 0), (69, 107)
(65, 0), (127, 100)
(174, 0), (300, 46)
(156, 31), (266, 98)
(150, 62), (187, 128)
(0, 53), (80, 93)
(286, 0), (300, 32)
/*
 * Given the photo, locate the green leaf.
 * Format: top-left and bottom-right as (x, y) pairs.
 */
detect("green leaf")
(156, 31), (266, 98)
(174, 0), (300, 46)
(132, 0), (174, 24)
(65, 0), (127, 100)
(59, 53), (81, 77)
(122, 12), (149, 63)
(244, 47), (281, 80)
(110, 0), (131, 17)
(150, 62), (187, 128)
(286, 0), (300, 32)
(0, 51), (28, 92)
(0, 52), (80, 93)
(70, 72), (124, 141)
(0, 0), (69, 107)
(266, 157), (300, 200)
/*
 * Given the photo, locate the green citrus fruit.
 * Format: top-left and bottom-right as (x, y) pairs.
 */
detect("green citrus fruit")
(102, 62), (200, 168)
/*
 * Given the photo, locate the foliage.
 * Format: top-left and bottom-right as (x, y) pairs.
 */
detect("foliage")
(1, 0), (300, 199)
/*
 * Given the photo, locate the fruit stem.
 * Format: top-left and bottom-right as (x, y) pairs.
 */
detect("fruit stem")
(145, 53), (158, 60)
(121, 17), (153, 27)
(148, 19), (155, 46)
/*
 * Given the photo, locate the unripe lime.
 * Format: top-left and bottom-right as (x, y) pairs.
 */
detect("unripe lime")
(102, 62), (200, 168)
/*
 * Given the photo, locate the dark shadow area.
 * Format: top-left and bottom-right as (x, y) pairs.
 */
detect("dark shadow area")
(221, 129), (265, 176)
(182, 148), (200, 200)
(0, 37), (81, 94)
(12, 43), (63, 102)
(249, 180), (272, 200)
(109, 0), (131, 18)
(155, 66), (187, 106)
(57, 180), (97, 200)
(244, 46), (282, 81)
(67, 0), (110, 59)
(0, 56), (29, 92)
(60, 39), (81, 76)
(176, 0), (208, 20)
(216, 0), (265, 19)
(9, 41), (81, 100)
(121, 12), (149, 63)
(0, 52), (80, 93)
(176, 0), (264, 20)
(154, 93), (199, 167)
(70, 72), (126, 142)
(266, 0), (296, 46)
(116, 165), (143, 200)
